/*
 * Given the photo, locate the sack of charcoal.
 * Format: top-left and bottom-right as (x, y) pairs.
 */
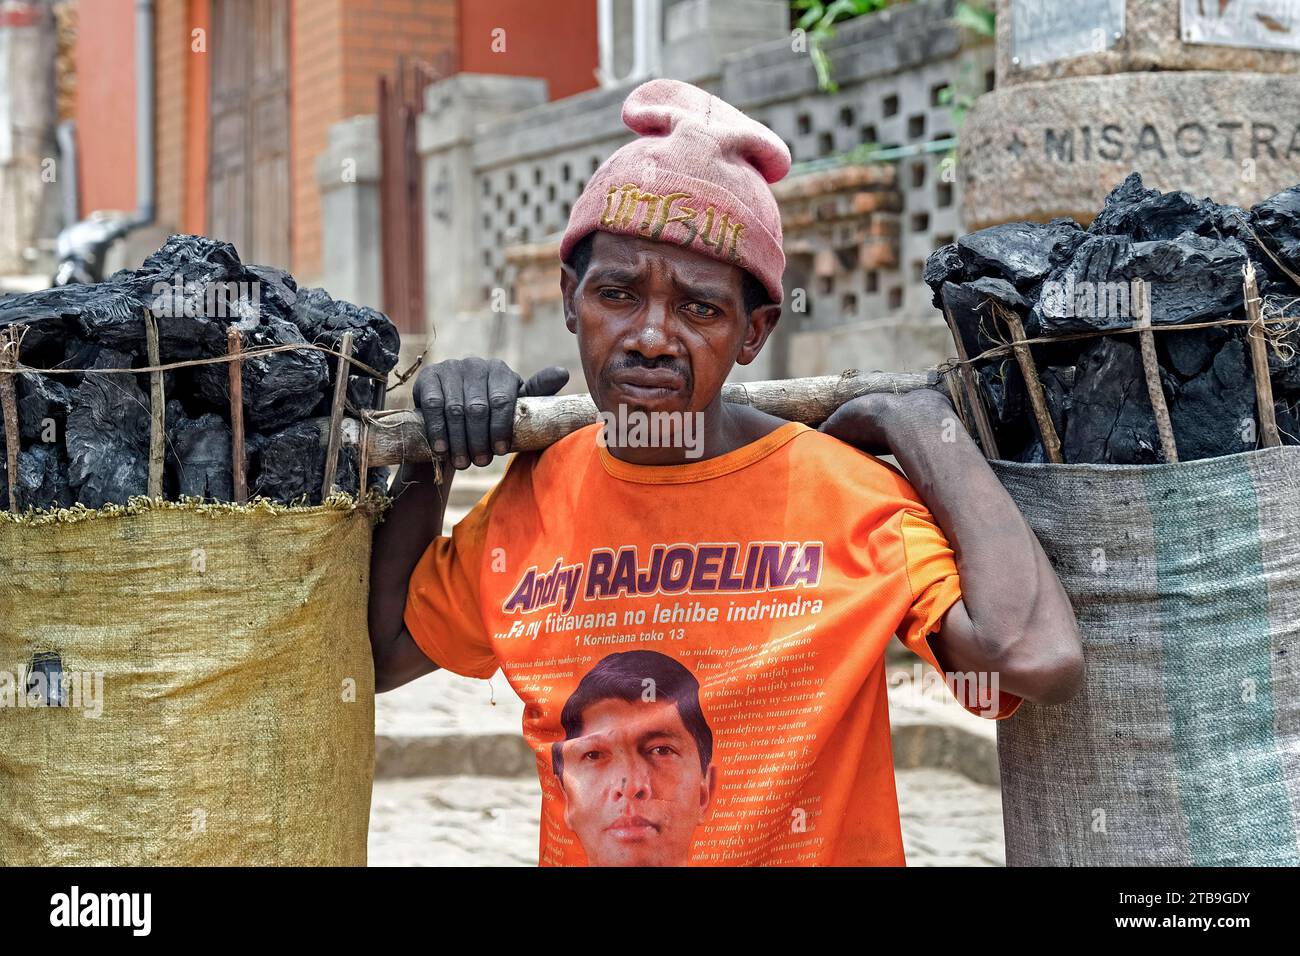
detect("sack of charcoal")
(927, 175), (1300, 866)
(0, 236), (399, 865)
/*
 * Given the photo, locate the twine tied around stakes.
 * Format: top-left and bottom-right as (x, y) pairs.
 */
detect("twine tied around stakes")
(937, 262), (1300, 465)
(0, 324), (423, 514)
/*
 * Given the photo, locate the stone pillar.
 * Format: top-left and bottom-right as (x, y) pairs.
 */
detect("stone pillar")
(662, 0), (789, 85)
(961, 0), (1300, 230)
(416, 73), (547, 356)
(0, 0), (59, 275)
(315, 114), (382, 310)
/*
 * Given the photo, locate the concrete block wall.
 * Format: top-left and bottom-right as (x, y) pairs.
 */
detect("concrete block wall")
(326, 0), (991, 389)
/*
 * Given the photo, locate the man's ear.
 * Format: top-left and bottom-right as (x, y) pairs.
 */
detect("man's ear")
(560, 262), (580, 335)
(736, 303), (781, 367)
(700, 763), (719, 818)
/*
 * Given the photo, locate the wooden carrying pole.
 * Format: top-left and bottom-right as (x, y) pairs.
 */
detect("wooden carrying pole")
(1132, 279), (1179, 464)
(1243, 262), (1282, 449)
(349, 370), (945, 468)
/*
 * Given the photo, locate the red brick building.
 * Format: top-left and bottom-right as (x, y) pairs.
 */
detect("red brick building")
(71, 0), (599, 282)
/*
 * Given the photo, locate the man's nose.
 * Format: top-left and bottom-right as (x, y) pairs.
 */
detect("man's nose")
(624, 299), (677, 359)
(610, 755), (652, 802)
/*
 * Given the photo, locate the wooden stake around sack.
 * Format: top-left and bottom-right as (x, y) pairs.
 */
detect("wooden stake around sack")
(0, 328), (21, 513)
(144, 311), (166, 498)
(227, 328), (248, 504)
(321, 331), (354, 499)
(1244, 262), (1282, 449)
(939, 296), (1000, 460)
(995, 302), (1063, 464)
(1133, 279), (1179, 464)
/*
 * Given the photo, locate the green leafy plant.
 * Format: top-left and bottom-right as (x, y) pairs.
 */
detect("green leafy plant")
(793, 0), (903, 93)
(952, 0), (995, 38)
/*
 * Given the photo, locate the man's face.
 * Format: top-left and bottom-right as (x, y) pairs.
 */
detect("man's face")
(560, 231), (780, 417)
(558, 696), (717, 866)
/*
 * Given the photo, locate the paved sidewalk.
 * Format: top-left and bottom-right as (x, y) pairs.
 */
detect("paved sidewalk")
(367, 767), (1003, 866)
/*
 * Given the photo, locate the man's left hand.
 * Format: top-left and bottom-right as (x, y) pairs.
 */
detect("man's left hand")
(818, 388), (958, 457)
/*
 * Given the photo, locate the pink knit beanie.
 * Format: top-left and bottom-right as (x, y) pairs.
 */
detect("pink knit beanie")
(559, 78), (791, 305)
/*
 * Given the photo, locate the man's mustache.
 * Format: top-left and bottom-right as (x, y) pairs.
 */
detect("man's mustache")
(603, 354), (692, 386)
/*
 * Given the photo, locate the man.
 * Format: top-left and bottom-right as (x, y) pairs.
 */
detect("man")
(368, 78), (1083, 866)
(551, 651), (717, 867)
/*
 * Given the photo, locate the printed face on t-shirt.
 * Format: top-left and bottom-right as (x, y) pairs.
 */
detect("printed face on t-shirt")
(557, 696), (718, 866)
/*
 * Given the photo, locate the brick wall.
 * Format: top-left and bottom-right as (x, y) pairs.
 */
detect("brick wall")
(341, 0), (456, 117)
(291, 0), (457, 282)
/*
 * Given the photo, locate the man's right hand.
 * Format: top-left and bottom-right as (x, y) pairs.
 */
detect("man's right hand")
(414, 358), (569, 470)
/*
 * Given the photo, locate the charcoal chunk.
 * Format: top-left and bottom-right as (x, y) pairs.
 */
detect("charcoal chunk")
(1167, 339), (1256, 462)
(0, 285), (137, 362)
(253, 420), (358, 504)
(955, 219), (1086, 292)
(0, 443), (74, 511)
(1039, 232), (1246, 333)
(165, 400), (232, 501)
(1250, 185), (1300, 276)
(16, 373), (71, 440)
(291, 287), (400, 375)
(194, 318), (330, 431)
(1040, 365), (1074, 438)
(65, 349), (150, 507)
(1276, 399), (1300, 446)
(1160, 327), (1233, 381)
(1088, 173), (1229, 241)
(1061, 338), (1160, 465)
(246, 264), (299, 320)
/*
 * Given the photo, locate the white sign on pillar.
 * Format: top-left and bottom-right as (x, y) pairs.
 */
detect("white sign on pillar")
(1181, 0), (1300, 52)
(1010, 0), (1127, 69)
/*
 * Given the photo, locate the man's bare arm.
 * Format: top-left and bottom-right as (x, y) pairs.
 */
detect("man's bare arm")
(366, 359), (569, 693)
(368, 460), (453, 692)
(821, 389), (1084, 705)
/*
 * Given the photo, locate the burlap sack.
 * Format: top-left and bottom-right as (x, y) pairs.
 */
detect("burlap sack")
(991, 447), (1300, 866)
(0, 497), (377, 866)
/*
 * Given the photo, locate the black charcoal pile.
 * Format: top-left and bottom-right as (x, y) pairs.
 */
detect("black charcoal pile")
(925, 173), (1300, 464)
(0, 235), (398, 509)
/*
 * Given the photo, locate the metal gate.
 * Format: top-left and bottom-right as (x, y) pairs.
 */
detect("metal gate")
(378, 55), (447, 335)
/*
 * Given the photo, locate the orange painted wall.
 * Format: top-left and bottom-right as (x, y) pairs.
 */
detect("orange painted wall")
(458, 0), (598, 101)
(74, 0), (137, 215)
(183, 0), (211, 234)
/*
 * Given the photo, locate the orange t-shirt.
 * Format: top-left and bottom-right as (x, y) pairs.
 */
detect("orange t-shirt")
(404, 422), (1020, 866)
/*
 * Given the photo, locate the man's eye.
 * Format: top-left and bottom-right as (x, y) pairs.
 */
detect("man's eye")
(648, 745), (678, 757)
(599, 289), (632, 301)
(685, 302), (718, 318)
(582, 750), (604, 761)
